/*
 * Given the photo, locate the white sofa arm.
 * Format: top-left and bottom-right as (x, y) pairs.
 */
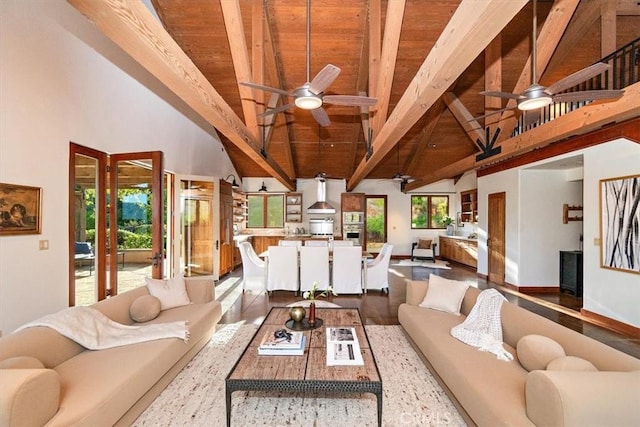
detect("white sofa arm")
(526, 370), (640, 426)
(0, 369), (60, 427)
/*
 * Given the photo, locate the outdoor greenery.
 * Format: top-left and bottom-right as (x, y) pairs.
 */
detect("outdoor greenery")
(366, 197), (385, 243)
(411, 195), (450, 229)
(247, 194), (284, 228)
(82, 188), (153, 249)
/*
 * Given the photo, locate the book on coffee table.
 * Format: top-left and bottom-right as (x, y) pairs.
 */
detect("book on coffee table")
(258, 330), (305, 356)
(326, 327), (364, 366)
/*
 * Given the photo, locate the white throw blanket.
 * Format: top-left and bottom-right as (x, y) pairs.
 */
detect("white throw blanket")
(450, 289), (513, 361)
(15, 306), (189, 350)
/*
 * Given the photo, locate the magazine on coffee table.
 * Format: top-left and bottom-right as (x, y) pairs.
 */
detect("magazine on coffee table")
(258, 330), (306, 356)
(326, 327), (364, 366)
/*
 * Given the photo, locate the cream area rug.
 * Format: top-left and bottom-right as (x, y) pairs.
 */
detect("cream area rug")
(133, 323), (465, 427)
(394, 259), (452, 270)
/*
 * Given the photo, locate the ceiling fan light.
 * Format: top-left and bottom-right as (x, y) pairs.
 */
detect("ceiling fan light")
(295, 95), (323, 110)
(518, 96), (552, 111)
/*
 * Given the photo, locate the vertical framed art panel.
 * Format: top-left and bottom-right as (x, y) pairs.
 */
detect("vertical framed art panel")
(0, 183), (42, 235)
(599, 174), (640, 274)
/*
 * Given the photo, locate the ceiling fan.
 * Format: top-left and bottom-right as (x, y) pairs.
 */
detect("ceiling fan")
(391, 144), (412, 184)
(240, 0), (377, 127)
(476, 0), (623, 120)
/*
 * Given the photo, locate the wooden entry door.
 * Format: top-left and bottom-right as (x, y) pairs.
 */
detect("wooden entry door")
(488, 192), (506, 285)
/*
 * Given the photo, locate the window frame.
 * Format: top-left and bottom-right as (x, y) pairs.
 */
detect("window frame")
(246, 193), (284, 229)
(410, 194), (450, 229)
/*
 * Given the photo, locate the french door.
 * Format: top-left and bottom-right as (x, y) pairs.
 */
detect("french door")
(69, 144), (165, 306)
(365, 195), (387, 253)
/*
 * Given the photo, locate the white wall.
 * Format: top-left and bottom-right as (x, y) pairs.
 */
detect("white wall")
(0, 2), (234, 334)
(582, 139), (640, 327)
(519, 170), (583, 286)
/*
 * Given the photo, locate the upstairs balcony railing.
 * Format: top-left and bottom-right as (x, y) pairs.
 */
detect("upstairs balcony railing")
(512, 37), (639, 136)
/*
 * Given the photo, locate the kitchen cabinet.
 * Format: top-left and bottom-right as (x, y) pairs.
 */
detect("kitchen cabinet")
(285, 192), (303, 223)
(219, 180), (234, 276)
(439, 236), (477, 268)
(460, 189), (477, 223)
(341, 192), (365, 212)
(251, 235), (283, 255)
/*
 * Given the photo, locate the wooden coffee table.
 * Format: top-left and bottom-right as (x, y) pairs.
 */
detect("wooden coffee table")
(225, 307), (383, 426)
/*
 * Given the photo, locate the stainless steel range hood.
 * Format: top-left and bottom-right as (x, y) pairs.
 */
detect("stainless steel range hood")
(307, 178), (336, 214)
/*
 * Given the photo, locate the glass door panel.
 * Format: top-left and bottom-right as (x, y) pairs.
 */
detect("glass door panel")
(73, 153), (99, 305)
(365, 196), (387, 253)
(180, 179), (215, 276)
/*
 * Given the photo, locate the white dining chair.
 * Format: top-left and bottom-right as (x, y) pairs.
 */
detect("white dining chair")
(299, 246), (330, 292)
(279, 240), (302, 249)
(266, 246), (299, 294)
(329, 240), (353, 251)
(331, 246), (363, 294)
(238, 241), (265, 293)
(304, 240), (329, 247)
(365, 243), (393, 294)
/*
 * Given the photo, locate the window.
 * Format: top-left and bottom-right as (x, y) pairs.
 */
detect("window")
(411, 195), (449, 229)
(247, 194), (284, 228)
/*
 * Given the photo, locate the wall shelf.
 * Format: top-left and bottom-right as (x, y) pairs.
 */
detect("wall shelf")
(563, 204), (583, 224)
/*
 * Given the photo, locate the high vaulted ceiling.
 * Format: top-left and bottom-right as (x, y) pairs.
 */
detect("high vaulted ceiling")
(69, 0), (640, 191)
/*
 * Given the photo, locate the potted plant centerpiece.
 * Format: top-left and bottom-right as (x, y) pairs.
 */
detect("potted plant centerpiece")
(442, 215), (455, 235)
(302, 281), (337, 325)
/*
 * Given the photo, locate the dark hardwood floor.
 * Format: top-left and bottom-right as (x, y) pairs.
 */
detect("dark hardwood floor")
(219, 263), (640, 359)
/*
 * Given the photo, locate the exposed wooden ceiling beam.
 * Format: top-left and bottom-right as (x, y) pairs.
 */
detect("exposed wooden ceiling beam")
(404, 81), (640, 190)
(496, 0), (581, 141)
(484, 34), (503, 129)
(370, 0), (405, 136)
(347, 0), (529, 191)
(68, 0), (294, 190)
(221, 0), (259, 141)
(251, 0), (266, 115)
(443, 92), (485, 147)
(368, 0), (381, 100)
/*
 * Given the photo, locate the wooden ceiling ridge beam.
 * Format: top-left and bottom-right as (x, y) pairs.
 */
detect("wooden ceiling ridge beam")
(220, 0), (260, 141)
(347, 0), (529, 191)
(67, 0), (294, 189)
(370, 0), (405, 137)
(496, 0), (582, 142)
(404, 81), (640, 191)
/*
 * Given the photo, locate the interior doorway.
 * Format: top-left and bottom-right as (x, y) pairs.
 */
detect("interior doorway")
(487, 192), (506, 285)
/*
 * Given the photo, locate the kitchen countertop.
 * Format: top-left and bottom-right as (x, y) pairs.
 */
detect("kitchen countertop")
(441, 235), (478, 241)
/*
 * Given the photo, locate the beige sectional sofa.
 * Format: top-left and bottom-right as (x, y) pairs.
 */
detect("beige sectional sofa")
(398, 278), (640, 426)
(0, 277), (222, 427)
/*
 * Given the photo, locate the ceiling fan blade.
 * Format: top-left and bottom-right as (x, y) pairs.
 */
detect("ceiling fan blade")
(480, 91), (522, 100)
(545, 62), (610, 95)
(308, 64), (341, 94)
(323, 95), (378, 107)
(257, 102), (295, 118)
(552, 89), (624, 103)
(240, 81), (291, 97)
(470, 105), (517, 121)
(311, 107), (331, 127)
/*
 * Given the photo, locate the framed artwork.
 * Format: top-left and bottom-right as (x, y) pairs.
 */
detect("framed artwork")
(599, 174), (639, 274)
(0, 183), (42, 236)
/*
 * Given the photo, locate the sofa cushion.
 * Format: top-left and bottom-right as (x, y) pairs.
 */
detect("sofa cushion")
(129, 295), (161, 323)
(0, 356), (44, 369)
(417, 239), (432, 249)
(419, 274), (469, 315)
(0, 369), (60, 427)
(546, 356), (598, 372)
(145, 275), (191, 310)
(517, 334), (565, 371)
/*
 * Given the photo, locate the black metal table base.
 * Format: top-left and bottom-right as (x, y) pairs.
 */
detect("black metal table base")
(226, 379), (383, 426)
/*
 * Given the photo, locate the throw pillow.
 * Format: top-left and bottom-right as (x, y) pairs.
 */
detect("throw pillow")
(129, 295), (162, 323)
(0, 356), (45, 369)
(419, 274), (469, 315)
(417, 239), (432, 249)
(546, 355), (598, 372)
(517, 334), (566, 371)
(145, 275), (191, 311)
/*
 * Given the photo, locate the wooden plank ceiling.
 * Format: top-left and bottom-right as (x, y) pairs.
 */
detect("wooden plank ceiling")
(69, 0), (640, 191)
